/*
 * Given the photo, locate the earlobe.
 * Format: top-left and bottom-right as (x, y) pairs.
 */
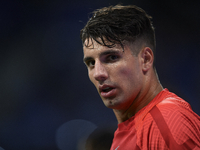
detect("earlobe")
(141, 47), (154, 72)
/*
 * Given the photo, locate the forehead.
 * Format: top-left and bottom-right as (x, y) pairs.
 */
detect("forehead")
(83, 38), (123, 54)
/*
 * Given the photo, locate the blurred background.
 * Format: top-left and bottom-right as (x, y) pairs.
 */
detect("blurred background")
(0, 0), (199, 149)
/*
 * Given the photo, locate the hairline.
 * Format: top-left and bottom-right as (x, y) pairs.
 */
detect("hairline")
(83, 36), (152, 56)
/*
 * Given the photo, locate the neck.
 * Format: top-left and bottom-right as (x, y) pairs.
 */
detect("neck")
(113, 70), (163, 124)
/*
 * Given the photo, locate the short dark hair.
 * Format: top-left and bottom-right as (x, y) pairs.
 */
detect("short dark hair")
(80, 4), (156, 54)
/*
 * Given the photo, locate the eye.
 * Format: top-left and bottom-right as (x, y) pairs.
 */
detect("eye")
(106, 55), (119, 62)
(86, 60), (95, 67)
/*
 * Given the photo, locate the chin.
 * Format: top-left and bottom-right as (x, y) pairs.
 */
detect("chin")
(103, 99), (122, 109)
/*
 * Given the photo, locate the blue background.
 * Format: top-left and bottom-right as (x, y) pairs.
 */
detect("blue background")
(0, 0), (199, 149)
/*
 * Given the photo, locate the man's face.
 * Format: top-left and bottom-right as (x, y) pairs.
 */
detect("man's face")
(83, 39), (144, 110)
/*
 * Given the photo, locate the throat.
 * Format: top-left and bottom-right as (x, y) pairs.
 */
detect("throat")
(113, 109), (135, 124)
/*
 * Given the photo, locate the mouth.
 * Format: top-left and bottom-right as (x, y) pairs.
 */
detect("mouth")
(99, 85), (116, 98)
(101, 87), (114, 92)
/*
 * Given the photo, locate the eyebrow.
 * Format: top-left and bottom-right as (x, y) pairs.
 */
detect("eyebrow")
(83, 56), (93, 64)
(100, 49), (121, 56)
(83, 49), (122, 63)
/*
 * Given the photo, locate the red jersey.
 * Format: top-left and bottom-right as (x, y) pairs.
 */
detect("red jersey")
(110, 89), (200, 150)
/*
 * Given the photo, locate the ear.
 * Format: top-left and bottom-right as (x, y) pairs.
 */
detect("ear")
(140, 47), (154, 73)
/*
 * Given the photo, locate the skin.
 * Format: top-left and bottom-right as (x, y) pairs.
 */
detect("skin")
(83, 38), (163, 123)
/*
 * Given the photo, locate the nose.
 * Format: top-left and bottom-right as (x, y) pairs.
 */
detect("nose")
(93, 61), (108, 82)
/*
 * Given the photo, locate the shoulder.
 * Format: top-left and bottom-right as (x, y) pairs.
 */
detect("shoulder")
(151, 90), (200, 130)
(137, 94), (200, 149)
(155, 95), (200, 129)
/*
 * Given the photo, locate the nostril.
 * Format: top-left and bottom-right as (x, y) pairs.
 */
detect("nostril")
(94, 75), (107, 82)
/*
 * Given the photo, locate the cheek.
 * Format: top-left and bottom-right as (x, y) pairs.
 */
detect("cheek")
(88, 72), (94, 83)
(88, 72), (97, 87)
(119, 68), (142, 97)
(118, 67), (135, 79)
(117, 65), (142, 88)
(118, 60), (142, 79)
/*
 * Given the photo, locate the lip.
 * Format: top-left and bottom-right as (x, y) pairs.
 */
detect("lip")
(99, 84), (116, 98)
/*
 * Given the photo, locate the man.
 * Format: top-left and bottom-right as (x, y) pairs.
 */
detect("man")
(80, 4), (200, 150)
